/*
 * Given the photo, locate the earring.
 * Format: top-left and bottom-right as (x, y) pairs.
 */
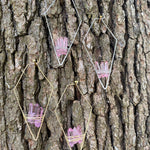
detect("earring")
(82, 15), (117, 90)
(54, 81), (92, 149)
(42, 0), (82, 67)
(13, 60), (53, 141)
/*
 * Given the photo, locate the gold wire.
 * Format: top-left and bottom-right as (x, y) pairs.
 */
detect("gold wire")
(26, 116), (43, 119)
(54, 81), (92, 150)
(13, 60), (54, 141)
(68, 134), (84, 142)
(99, 15), (102, 24)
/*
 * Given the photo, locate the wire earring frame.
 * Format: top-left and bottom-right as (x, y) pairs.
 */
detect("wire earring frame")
(54, 81), (92, 150)
(82, 16), (117, 90)
(13, 59), (53, 141)
(42, 0), (82, 67)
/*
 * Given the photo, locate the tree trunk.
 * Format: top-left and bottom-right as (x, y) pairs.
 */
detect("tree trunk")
(0, 0), (150, 150)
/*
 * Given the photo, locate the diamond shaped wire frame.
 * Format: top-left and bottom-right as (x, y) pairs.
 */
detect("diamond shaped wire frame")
(54, 81), (92, 150)
(82, 16), (118, 90)
(13, 61), (53, 141)
(43, 0), (82, 67)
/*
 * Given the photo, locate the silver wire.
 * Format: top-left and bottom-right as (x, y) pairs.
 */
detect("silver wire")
(42, 0), (56, 15)
(43, 0), (82, 67)
(82, 17), (118, 90)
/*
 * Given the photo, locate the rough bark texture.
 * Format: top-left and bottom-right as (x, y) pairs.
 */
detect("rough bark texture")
(0, 0), (150, 150)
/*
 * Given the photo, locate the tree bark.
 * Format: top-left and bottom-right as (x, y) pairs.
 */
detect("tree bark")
(0, 0), (150, 150)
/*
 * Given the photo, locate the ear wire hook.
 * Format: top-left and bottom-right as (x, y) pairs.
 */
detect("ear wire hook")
(42, 0), (56, 15)
(82, 15), (118, 90)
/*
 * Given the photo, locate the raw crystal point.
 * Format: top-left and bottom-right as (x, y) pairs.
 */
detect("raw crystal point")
(55, 37), (68, 58)
(28, 103), (35, 124)
(67, 125), (83, 147)
(27, 103), (43, 128)
(34, 106), (44, 128)
(95, 61), (110, 78)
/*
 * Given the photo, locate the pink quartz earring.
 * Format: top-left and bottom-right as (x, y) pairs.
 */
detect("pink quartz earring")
(13, 60), (53, 141)
(43, 0), (82, 67)
(54, 81), (92, 150)
(83, 15), (117, 90)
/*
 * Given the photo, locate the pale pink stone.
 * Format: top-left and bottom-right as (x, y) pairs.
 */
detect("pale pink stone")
(95, 61), (110, 78)
(67, 125), (82, 147)
(27, 103), (43, 128)
(55, 37), (68, 57)
(27, 103), (35, 124)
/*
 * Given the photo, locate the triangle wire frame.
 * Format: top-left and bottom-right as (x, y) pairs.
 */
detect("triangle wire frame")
(82, 16), (118, 90)
(42, 0), (82, 67)
(54, 81), (92, 150)
(13, 60), (54, 141)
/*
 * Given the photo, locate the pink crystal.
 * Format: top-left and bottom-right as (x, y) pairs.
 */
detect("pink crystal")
(95, 61), (110, 78)
(55, 37), (68, 58)
(67, 125), (83, 147)
(27, 103), (43, 128)
(28, 103), (35, 124)
(34, 105), (43, 128)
